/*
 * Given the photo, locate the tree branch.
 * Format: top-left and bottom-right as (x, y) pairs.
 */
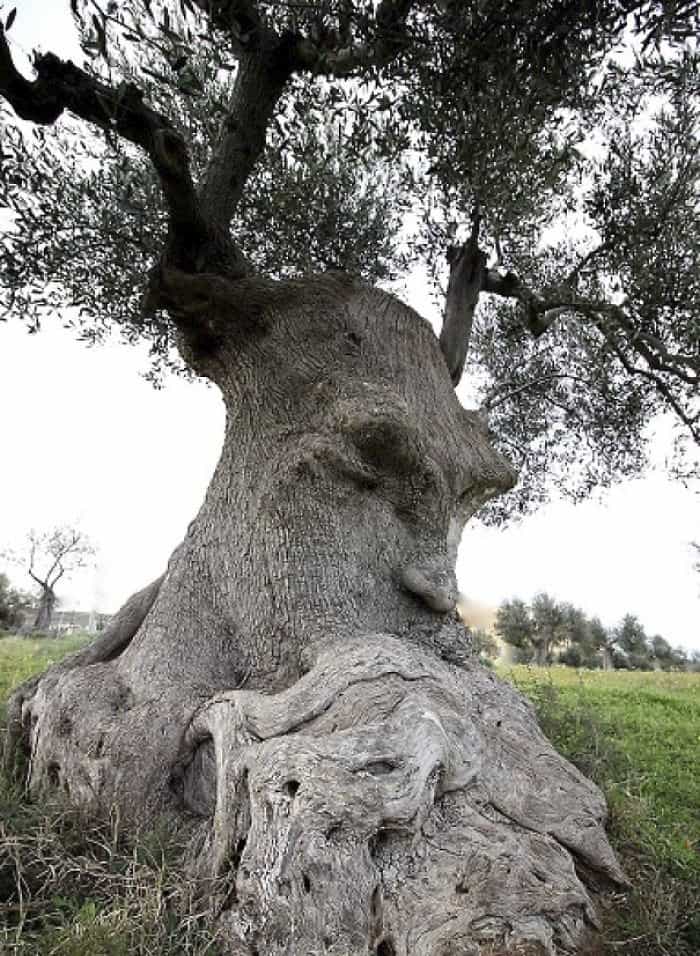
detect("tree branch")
(570, 301), (699, 385)
(186, 0), (275, 56)
(597, 322), (700, 443)
(482, 268), (560, 334)
(483, 269), (699, 383)
(195, 1), (418, 232)
(27, 535), (42, 587)
(48, 563), (67, 590)
(0, 26), (202, 237)
(439, 214), (486, 386)
(43, 530), (81, 589)
(28, 569), (46, 589)
(482, 373), (595, 411)
(483, 268), (699, 438)
(562, 240), (611, 288)
(194, 1), (416, 230)
(290, 0), (416, 76)
(199, 49), (292, 231)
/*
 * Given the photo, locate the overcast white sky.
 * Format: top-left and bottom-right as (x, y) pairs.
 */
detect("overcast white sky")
(1, 1), (698, 650)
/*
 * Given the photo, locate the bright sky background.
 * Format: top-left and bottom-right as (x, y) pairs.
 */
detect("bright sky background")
(1, 1), (698, 650)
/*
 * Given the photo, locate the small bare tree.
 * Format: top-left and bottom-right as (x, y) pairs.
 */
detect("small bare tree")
(8, 527), (95, 632)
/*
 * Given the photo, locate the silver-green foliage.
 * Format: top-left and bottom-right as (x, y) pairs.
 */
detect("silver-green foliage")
(0, 0), (697, 505)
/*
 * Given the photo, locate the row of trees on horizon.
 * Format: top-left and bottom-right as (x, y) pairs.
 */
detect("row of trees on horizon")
(3, 566), (698, 671)
(480, 591), (698, 671)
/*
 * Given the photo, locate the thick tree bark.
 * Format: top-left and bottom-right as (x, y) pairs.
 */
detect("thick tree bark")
(6, 276), (625, 955)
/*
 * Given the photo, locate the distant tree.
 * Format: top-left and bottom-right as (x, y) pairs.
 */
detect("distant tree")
(5, 528), (95, 632)
(671, 646), (689, 670)
(556, 642), (584, 668)
(589, 616), (617, 671)
(613, 614), (653, 671)
(650, 634), (688, 671)
(495, 597), (684, 672)
(494, 593), (568, 665)
(470, 627), (500, 664)
(494, 598), (534, 661)
(530, 592), (566, 666)
(556, 603), (602, 669)
(688, 651), (700, 674)
(0, 572), (31, 631)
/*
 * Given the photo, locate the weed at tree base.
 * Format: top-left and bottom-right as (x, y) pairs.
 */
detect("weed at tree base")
(0, 774), (226, 955)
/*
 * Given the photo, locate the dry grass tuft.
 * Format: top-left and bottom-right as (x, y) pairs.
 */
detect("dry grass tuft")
(0, 773), (223, 955)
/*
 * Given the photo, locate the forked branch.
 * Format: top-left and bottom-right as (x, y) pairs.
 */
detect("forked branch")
(197, 0), (417, 229)
(483, 267), (699, 439)
(484, 268), (699, 380)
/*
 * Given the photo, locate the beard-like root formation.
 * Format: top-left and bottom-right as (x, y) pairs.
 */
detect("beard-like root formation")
(174, 634), (625, 956)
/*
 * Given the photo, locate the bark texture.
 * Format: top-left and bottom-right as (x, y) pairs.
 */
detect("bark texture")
(6, 276), (625, 955)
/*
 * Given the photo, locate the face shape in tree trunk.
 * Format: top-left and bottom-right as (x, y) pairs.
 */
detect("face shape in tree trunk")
(7, 277), (626, 955)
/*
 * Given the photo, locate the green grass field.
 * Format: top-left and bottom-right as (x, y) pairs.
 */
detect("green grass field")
(501, 664), (700, 954)
(1, 636), (698, 954)
(0, 635), (91, 720)
(502, 666), (700, 871)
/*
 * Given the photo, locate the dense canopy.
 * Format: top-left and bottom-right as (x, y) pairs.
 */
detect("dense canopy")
(0, 0), (698, 513)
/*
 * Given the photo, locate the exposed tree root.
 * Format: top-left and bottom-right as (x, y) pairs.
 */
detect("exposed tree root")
(172, 635), (626, 955)
(3, 573), (162, 774)
(5, 620), (626, 954)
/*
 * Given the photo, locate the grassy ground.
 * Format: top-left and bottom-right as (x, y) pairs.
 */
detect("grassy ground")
(0, 635), (91, 720)
(501, 664), (700, 954)
(0, 633), (226, 955)
(1, 635), (698, 954)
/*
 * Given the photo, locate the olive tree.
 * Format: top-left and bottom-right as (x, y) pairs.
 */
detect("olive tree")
(1, 2), (698, 953)
(4, 526), (94, 631)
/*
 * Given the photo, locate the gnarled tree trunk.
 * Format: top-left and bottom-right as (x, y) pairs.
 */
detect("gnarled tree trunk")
(6, 275), (625, 955)
(32, 586), (56, 632)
